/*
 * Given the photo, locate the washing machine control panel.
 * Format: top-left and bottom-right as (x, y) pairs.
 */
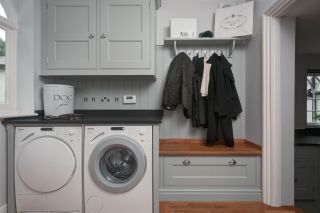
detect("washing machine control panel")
(85, 126), (152, 144)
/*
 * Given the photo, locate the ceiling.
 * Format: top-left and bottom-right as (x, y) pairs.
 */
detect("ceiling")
(285, 0), (320, 20)
(284, 0), (320, 54)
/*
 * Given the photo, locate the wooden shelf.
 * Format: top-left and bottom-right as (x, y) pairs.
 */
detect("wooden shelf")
(160, 139), (262, 156)
(164, 37), (248, 57)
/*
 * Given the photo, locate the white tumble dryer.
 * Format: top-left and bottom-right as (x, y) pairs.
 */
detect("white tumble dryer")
(84, 126), (153, 213)
(14, 127), (82, 213)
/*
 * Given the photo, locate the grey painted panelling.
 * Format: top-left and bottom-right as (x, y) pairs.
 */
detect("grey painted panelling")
(245, 0), (278, 145)
(0, 124), (7, 206)
(38, 45), (246, 139)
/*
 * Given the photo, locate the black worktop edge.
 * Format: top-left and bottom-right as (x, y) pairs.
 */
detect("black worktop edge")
(2, 110), (163, 125)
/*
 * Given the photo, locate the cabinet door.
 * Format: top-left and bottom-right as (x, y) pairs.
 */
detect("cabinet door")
(295, 146), (317, 200)
(46, 0), (96, 69)
(100, 0), (150, 69)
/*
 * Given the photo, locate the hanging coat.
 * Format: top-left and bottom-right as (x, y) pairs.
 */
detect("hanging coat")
(162, 52), (195, 119)
(191, 55), (207, 127)
(206, 53), (242, 147)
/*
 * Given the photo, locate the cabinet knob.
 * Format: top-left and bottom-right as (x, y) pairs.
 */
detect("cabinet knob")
(182, 159), (191, 166)
(100, 33), (107, 39)
(89, 33), (95, 39)
(228, 159), (237, 166)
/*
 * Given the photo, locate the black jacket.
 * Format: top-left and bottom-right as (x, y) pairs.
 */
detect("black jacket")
(192, 55), (207, 127)
(162, 52), (194, 118)
(206, 53), (242, 146)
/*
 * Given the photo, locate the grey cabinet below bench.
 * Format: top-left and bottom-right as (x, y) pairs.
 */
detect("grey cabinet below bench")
(159, 139), (262, 201)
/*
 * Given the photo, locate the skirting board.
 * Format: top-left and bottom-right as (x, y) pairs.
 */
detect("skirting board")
(159, 190), (262, 201)
(0, 205), (7, 213)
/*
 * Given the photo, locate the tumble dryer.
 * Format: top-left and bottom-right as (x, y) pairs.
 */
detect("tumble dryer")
(84, 126), (153, 213)
(14, 127), (82, 213)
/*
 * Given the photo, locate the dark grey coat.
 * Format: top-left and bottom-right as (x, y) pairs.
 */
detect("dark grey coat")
(162, 52), (194, 119)
(206, 53), (242, 147)
(192, 55), (207, 127)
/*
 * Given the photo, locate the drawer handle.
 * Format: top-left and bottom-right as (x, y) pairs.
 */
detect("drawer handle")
(228, 159), (237, 166)
(182, 159), (191, 166)
(89, 33), (95, 39)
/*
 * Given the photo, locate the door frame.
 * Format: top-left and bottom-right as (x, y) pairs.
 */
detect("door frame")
(262, 0), (296, 206)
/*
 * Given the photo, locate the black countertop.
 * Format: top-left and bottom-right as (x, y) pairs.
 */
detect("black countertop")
(295, 128), (320, 146)
(2, 110), (163, 125)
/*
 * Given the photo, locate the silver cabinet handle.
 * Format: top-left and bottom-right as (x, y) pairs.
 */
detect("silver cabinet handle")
(89, 33), (95, 39)
(182, 159), (191, 166)
(228, 159), (237, 166)
(100, 33), (107, 39)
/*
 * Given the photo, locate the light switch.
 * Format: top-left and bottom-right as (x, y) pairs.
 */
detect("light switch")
(123, 95), (136, 104)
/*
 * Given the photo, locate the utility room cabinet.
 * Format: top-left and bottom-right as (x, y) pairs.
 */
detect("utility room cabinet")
(46, 0), (97, 70)
(43, 0), (155, 76)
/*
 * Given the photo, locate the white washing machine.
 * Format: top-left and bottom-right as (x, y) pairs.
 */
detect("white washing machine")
(14, 127), (82, 213)
(84, 126), (153, 213)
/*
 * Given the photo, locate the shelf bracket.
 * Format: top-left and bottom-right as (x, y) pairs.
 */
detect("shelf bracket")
(228, 39), (236, 57)
(173, 40), (177, 56)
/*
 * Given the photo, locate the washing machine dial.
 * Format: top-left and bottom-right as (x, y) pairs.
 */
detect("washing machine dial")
(68, 131), (75, 136)
(139, 130), (145, 136)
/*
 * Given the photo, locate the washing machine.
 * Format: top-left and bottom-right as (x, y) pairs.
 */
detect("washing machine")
(14, 127), (82, 213)
(84, 126), (153, 213)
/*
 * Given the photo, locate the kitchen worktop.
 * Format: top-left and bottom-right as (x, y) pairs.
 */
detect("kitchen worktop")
(295, 128), (320, 146)
(1, 110), (163, 125)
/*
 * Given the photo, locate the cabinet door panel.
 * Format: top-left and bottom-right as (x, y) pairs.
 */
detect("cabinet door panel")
(100, 0), (150, 69)
(47, 0), (96, 69)
(162, 157), (259, 188)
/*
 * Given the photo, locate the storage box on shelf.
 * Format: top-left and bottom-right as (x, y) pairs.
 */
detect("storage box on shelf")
(159, 139), (262, 201)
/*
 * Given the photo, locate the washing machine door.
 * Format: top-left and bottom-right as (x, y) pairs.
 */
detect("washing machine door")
(89, 136), (146, 193)
(17, 136), (76, 193)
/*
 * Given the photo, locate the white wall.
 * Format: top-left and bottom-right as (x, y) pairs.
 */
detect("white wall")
(280, 17), (296, 206)
(16, 0), (36, 115)
(245, 0), (278, 145)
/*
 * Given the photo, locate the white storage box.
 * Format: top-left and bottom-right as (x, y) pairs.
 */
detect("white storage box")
(43, 84), (74, 117)
(170, 19), (198, 38)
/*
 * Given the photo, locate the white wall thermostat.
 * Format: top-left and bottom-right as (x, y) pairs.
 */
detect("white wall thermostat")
(123, 95), (136, 104)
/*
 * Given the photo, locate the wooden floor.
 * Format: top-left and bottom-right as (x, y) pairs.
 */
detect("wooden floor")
(160, 201), (303, 213)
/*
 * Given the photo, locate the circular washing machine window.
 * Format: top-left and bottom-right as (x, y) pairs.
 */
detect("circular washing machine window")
(89, 136), (146, 193)
(17, 136), (76, 193)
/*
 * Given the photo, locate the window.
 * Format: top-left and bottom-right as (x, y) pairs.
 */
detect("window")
(306, 70), (320, 125)
(0, 0), (18, 115)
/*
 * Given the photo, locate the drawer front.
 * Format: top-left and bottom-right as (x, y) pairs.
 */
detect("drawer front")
(162, 156), (260, 188)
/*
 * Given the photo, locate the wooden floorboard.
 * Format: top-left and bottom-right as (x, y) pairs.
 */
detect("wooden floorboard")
(160, 201), (303, 213)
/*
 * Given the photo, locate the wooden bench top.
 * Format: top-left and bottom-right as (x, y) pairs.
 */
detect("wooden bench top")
(159, 139), (262, 156)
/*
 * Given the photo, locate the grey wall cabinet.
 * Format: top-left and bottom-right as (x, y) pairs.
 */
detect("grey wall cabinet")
(100, 0), (151, 70)
(295, 146), (318, 200)
(159, 156), (262, 201)
(46, 0), (97, 70)
(43, 0), (155, 76)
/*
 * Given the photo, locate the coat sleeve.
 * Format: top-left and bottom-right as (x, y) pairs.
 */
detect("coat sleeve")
(182, 57), (195, 119)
